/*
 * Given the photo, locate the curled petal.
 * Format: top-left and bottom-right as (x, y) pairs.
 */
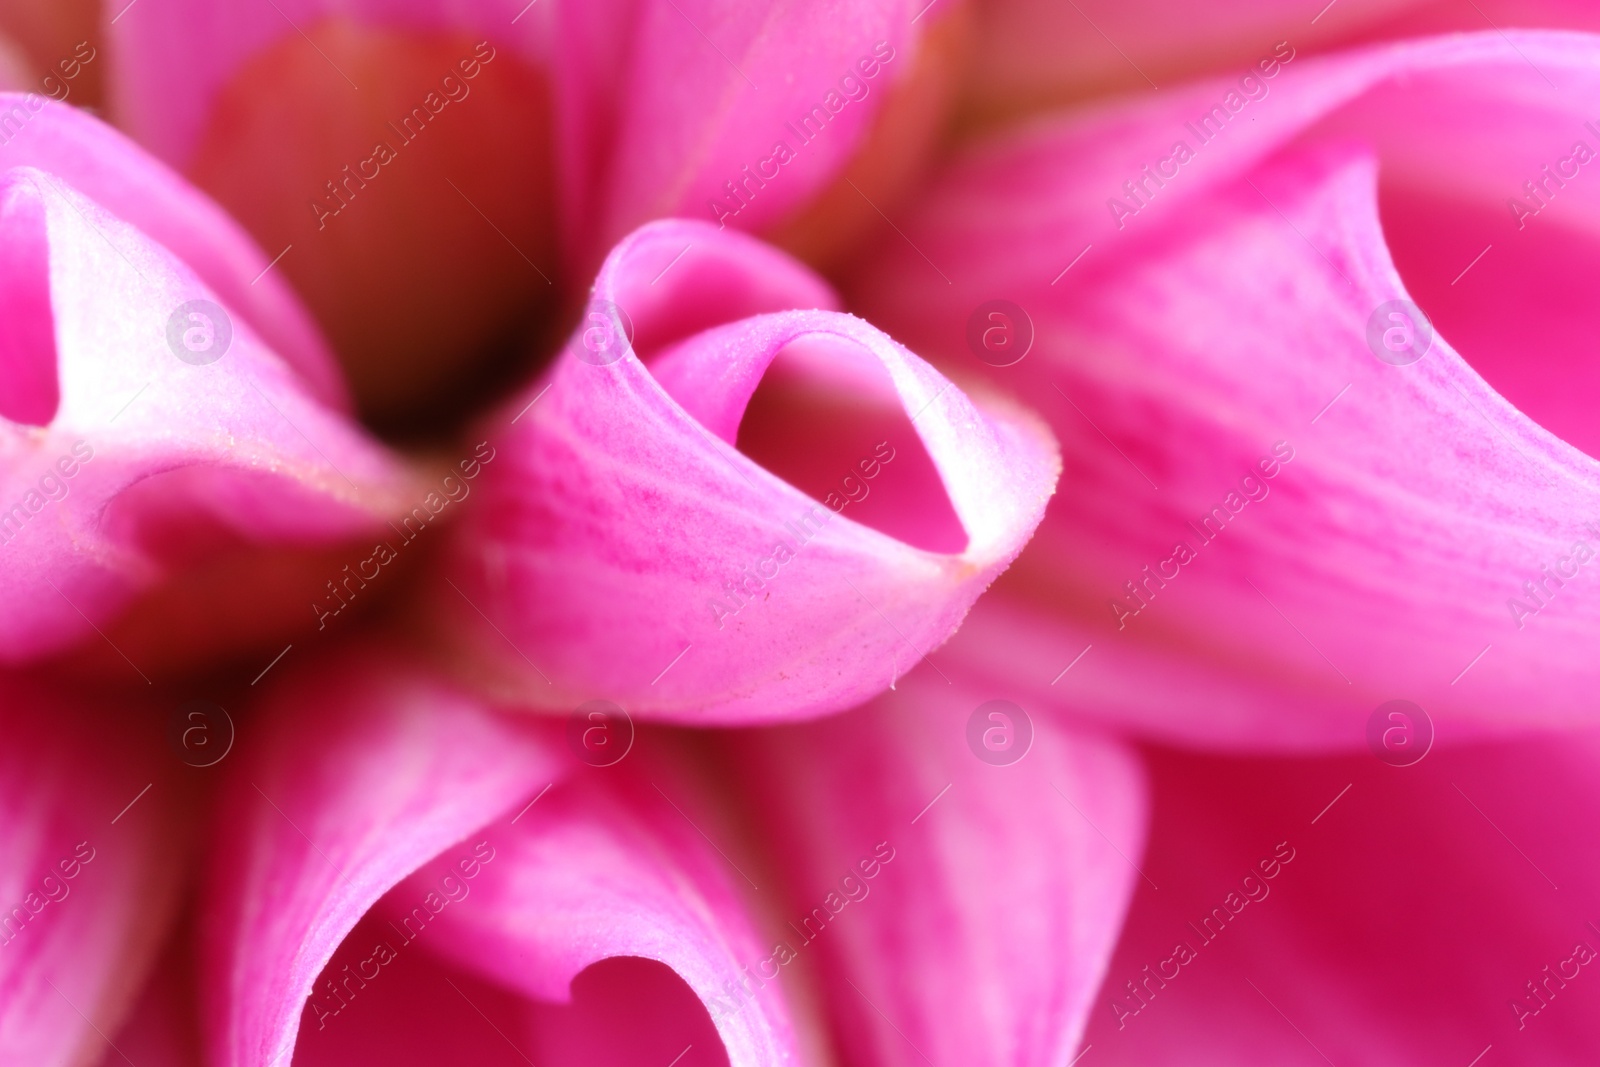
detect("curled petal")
(0, 164), (408, 664)
(437, 219), (1060, 724)
(203, 644), (568, 1067)
(854, 31), (1600, 747)
(366, 745), (812, 1067)
(0, 94), (343, 406)
(722, 674), (1148, 1067)
(0, 673), (185, 1067)
(207, 644), (816, 1067)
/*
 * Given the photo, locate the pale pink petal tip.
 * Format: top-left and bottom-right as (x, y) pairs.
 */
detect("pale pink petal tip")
(439, 218), (1061, 724)
(0, 145), (408, 663)
(0, 94), (344, 405)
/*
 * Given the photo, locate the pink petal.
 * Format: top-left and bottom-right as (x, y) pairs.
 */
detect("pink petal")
(0, 34), (29, 91)
(0, 94), (344, 406)
(112, 13), (559, 424)
(554, 0), (925, 265)
(721, 673), (1148, 1066)
(100, 921), (203, 1067)
(963, 0), (1424, 118)
(0, 2), (103, 105)
(203, 643), (569, 1067)
(965, 0), (1600, 128)
(853, 31), (1600, 747)
(1083, 734), (1600, 1060)
(0, 165), (409, 664)
(288, 913), (747, 1067)
(108, 0), (550, 173)
(206, 643), (821, 1067)
(938, 594), (1369, 752)
(1362, 0), (1600, 49)
(435, 219), (1059, 724)
(283, 944), (548, 1067)
(343, 742), (812, 1067)
(0, 672), (186, 1067)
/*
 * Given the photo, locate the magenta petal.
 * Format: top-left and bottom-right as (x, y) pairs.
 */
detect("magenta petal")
(437, 220), (1060, 724)
(379, 748), (810, 1067)
(202, 646), (567, 1067)
(0, 165), (408, 663)
(555, 0), (920, 263)
(287, 945), (544, 1067)
(0, 674), (184, 1067)
(1085, 736), (1600, 1060)
(938, 594), (1369, 752)
(723, 675), (1148, 1067)
(0, 94), (343, 405)
(855, 31), (1600, 747)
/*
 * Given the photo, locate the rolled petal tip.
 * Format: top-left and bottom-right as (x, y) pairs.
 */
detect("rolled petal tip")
(436, 219), (1060, 724)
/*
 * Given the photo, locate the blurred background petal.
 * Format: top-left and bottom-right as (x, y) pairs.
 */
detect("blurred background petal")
(0, 672), (187, 1067)
(1083, 732), (1600, 1061)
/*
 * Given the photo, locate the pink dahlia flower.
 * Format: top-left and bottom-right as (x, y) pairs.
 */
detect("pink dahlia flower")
(0, 1), (1596, 1065)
